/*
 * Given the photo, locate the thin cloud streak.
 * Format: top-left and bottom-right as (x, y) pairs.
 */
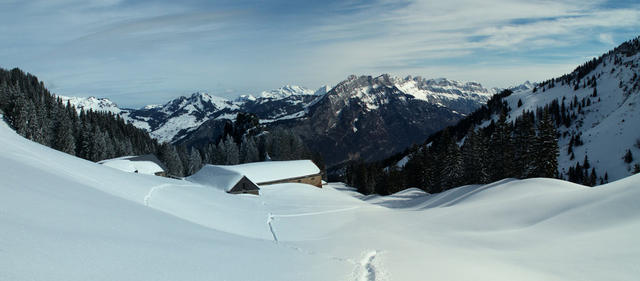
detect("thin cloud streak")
(0, 0), (638, 107)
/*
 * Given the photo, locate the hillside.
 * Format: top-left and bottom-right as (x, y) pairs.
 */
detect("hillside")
(2, 113), (640, 280)
(268, 74), (495, 166)
(500, 38), (640, 182)
(382, 36), (640, 189)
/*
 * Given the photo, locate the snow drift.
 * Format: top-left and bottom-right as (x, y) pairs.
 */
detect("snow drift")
(1, 118), (640, 281)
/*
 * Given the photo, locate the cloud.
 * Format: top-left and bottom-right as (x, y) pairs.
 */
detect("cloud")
(1, 0), (639, 106)
(599, 33), (615, 45)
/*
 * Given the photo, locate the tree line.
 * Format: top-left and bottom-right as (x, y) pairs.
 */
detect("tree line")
(346, 104), (559, 195)
(0, 68), (158, 161)
(0, 67), (324, 178)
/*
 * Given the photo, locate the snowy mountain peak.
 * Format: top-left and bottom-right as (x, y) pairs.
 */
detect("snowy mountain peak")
(327, 74), (495, 114)
(510, 81), (537, 93)
(313, 85), (330, 96)
(236, 94), (257, 102)
(260, 85), (315, 99)
(56, 95), (121, 114)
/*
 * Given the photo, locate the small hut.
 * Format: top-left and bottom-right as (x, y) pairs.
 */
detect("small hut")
(187, 165), (260, 195)
(207, 160), (322, 188)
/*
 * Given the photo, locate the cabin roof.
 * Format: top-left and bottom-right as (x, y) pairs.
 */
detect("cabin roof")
(209, 160), (320, 184)
(187, 165), (256, 192)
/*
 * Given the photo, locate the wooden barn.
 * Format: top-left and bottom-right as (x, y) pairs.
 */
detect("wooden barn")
(187, 165), (260, 195)
(186, 160), (322, 196)
(218, 160), (323, 188)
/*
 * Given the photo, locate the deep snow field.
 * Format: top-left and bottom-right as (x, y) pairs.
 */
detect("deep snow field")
(1, 120), (639, 281)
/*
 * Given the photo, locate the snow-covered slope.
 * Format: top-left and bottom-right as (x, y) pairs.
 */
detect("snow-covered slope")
(56, 95), (122, 115)
(493, 38), (640, 182)
(260, 85), (316, 99)
(2, 115), (640, 280)
(395, 76), (496, 113)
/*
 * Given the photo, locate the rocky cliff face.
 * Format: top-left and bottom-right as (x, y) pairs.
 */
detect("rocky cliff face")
(270, 74), (489, 166)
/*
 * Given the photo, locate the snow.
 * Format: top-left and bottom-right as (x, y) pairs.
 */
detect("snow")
(260, 85), (316, 99)
(199, 160), (320, 184)
(259, 110), (307, 124)
(56, 95), (122, 115)
(186, 165), (248, 192)
(2, 120), (640, 280)
(497, 51), (640, 182)
(395, 76), (495, 103)
(98, 155), (164, 175)
(395, 155), (410, 168)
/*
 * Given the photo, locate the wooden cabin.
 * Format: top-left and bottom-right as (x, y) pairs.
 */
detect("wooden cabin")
(187, 165), (260, 195)
(186, 160), (322, 195)
(215, 160), (322, 188)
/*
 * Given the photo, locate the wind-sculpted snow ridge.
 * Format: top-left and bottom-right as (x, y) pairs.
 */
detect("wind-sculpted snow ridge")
(2, 121), (640, 280)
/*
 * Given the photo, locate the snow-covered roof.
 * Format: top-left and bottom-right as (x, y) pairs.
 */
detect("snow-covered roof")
(186, 165), (249, 192)
(98, 155), (165, 175)
(201, 160), (320, 185)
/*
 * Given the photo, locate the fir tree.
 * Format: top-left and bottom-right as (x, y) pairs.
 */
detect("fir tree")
(624, 149), (633, 163)
(439, 129), (462, 190)
(240, 136), (260, 163)
(158, 143), (184, 177)
(488, 111), (515, 181)
(534, 110), (559, 178)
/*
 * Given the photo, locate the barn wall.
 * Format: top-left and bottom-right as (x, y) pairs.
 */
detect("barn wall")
(229, 176), (260, 195)
(257, 174), (322, 188)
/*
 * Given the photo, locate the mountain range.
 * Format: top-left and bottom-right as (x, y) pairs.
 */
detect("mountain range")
(60, 75), (497, 166)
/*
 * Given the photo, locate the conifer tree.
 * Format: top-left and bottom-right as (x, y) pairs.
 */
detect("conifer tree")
(624, 149), (633, 163)
(513, 112), (536, 178)
(488, 111), (514, 181)
(240, 136), (260, 163)
(158, 143), (184, 177)
(439, 130), (462, 190)
(534, 110), (559, 178)
(222, 135), (239, 165)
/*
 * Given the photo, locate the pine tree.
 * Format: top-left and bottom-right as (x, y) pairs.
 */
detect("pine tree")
(513, 112), (536, 178)
(534, 110), (559, 178)
(624, 149), (633, 163)
(589, 168), (597, 186)
(222, 135), (239, 165)
(488, 111), (515, 181)
(240, 136), (260, 163)
(583, 154), (591, 169)
(158, 143), (184, 177)
(439, 130), (462, 190)
(53, 114), (76, 155)
(461, 128), (488, 184)
(185, 148), (202, 175)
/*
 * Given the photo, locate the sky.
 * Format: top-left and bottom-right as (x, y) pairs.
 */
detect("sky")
(1, 0), (639, 107)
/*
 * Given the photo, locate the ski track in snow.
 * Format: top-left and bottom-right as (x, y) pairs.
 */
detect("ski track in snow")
(143, 184), (169, 206)
(267, 213), (279, 243)
(264, 206), (360, 243)
(265, 207), (371, 273)
(357, 251), (380, 281)
(269, 206), (360, 218)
